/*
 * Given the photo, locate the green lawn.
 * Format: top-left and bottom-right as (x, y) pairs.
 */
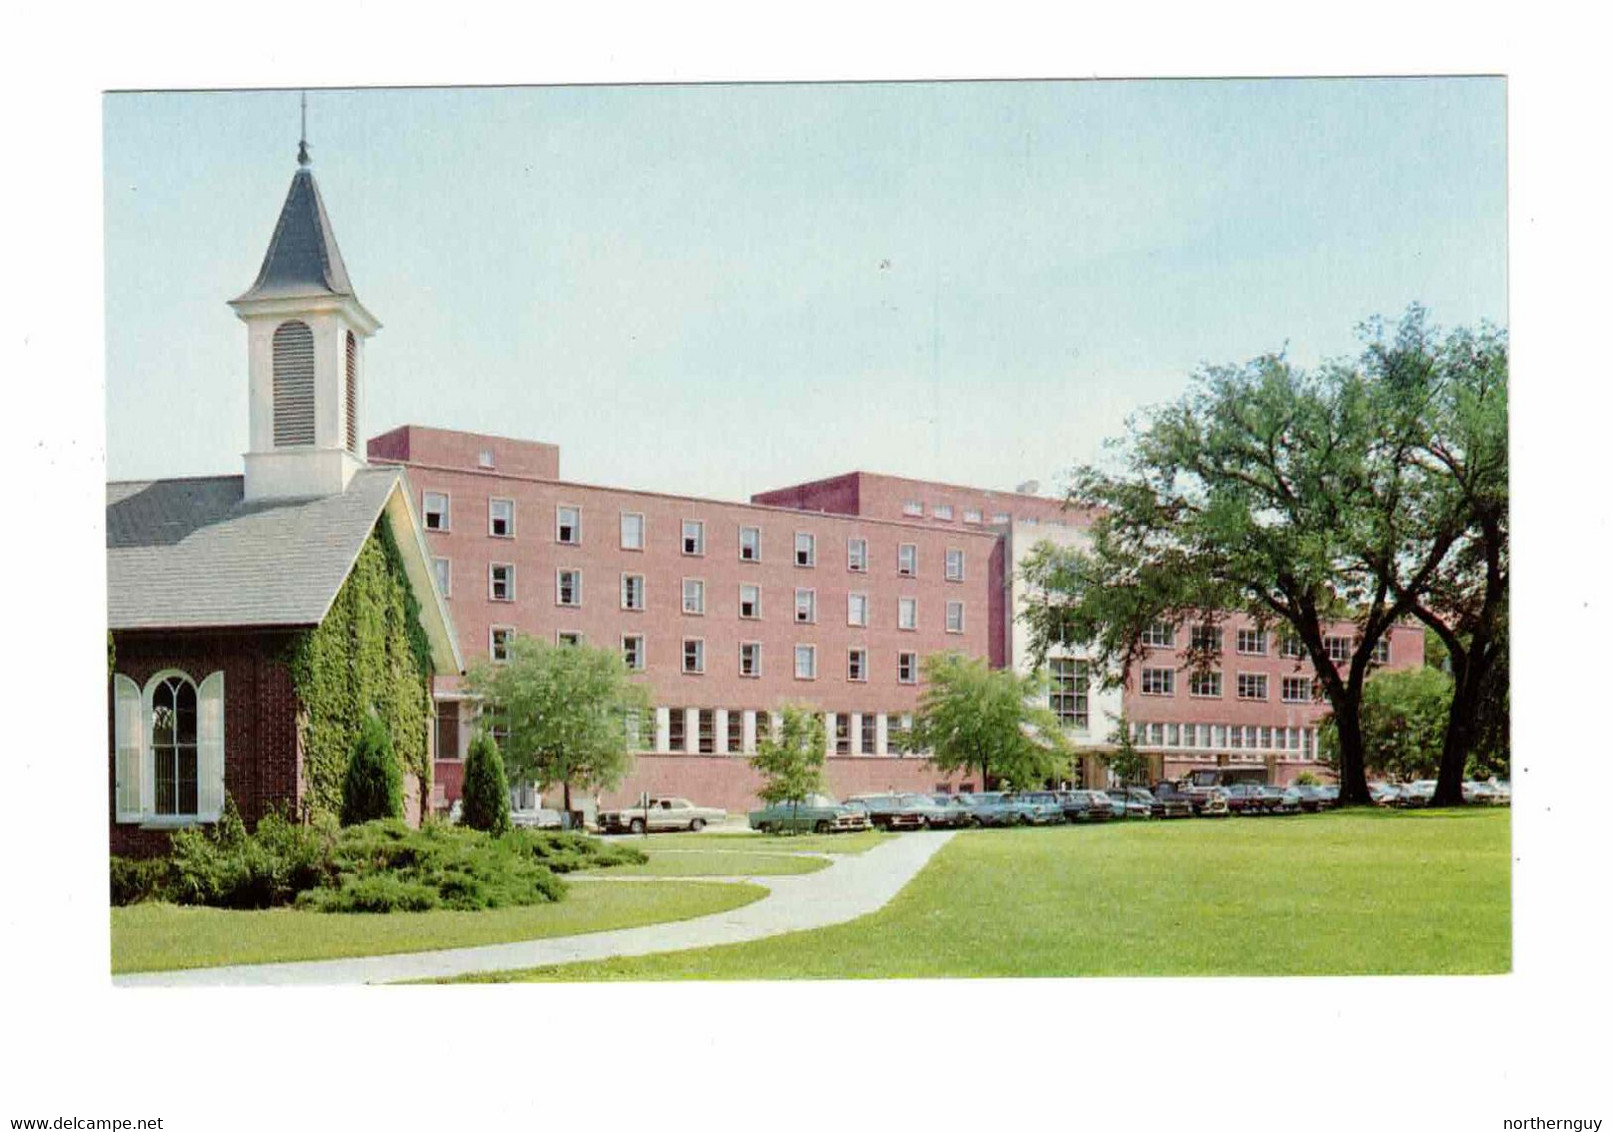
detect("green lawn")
(609, 830), (890, 855)
(472, 809), (1510, 981)
(112, 880), (766, 974)
(594, 851), (829, 877)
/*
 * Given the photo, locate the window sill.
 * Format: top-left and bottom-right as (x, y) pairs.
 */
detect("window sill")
(137, 816), (213, 830)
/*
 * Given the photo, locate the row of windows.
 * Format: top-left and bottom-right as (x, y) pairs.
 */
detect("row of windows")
(420, 495), (970, 579)
(1140, 623), (1392, 665)
(1130, 720), (1322, 758)
(1139, 668), (1327, 703)
(487, 626), (922, 683)
(897, 498), (1075, 530)
(441, 560), (965, 631)
(660, 707), (918, 756)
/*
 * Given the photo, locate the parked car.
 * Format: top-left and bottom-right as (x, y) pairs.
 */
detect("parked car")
(924, 793), (977, 828)
(1058, 789), (1117, 822)
(1264, 785), (1303, 814)
(1287, 785), (1331, 812)
(599, 796), (727, 834)
(1399, 780), (1438, 808)
(952, 791), (1023, 827)
(1153, 781), (1225, 817)
(1222, 782), (1276, 815)
(846, 793), (930, 831)
(1121, 786), (1191, 819)
(748, 793), (871, 834)
(511, 807), (564, 830)
(1369, 782), (1404, 807)
(1004, 791), (1067, 825)
(1105, 788), (1154, 819)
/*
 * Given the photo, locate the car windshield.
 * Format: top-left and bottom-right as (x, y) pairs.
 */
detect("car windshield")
(975, 793), (1004, 804)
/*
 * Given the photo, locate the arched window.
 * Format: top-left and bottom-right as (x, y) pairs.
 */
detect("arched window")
(344, 330), (358, 453)
(150, 673), (199, 816)
(272, 320), (316, 447)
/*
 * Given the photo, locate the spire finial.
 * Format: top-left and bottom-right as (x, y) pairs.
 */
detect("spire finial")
(297, 90), (310, 167)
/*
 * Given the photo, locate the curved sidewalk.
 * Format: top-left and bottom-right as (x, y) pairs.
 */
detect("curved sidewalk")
(114, 830), (954, 987)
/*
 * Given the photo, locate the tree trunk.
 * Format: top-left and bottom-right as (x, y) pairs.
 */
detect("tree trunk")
(1332, 705), (1373, 806)
(1431, 671), (1485, 807)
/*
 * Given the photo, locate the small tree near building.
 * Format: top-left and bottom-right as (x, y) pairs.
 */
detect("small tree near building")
(1101, 714), (1151, 789)
(460, 730), (512, 835)
(909, 652), (1070, 791)
(341, 715), (404, 826)
(1319, 665), (1453, 783)
(749, 705), (827, 834)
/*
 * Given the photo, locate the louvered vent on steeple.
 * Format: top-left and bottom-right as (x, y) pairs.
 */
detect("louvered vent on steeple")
(272, 320), (316, 446)
(344, 331), (358, 453)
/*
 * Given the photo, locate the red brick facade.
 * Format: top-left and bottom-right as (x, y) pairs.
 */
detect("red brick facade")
(108, 629), (303, 858)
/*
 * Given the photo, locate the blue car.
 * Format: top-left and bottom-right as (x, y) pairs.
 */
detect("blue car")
(952, 792), (1021, 827)
(1003, 791), (1067, 825)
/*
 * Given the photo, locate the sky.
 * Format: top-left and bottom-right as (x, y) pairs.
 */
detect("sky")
(103, 79), (1507, 499)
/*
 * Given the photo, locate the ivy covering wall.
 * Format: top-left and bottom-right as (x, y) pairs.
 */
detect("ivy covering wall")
(288, 515), (435, 819)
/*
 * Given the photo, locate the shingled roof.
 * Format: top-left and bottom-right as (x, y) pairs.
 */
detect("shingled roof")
(107, 466), (402, 631)
(233, 165), (355, 302)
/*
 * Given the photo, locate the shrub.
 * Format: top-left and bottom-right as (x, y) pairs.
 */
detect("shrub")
(166, 805), (334, 909)
(110, 856), (172, 906)
(461, 730), (511, 835)
(341, 715), (404, 826)
(296, 873), (441, 914)
(1294, 771), (1321, 786)
(513, 829), (647, 873)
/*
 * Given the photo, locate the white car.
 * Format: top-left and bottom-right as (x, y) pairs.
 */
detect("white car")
(598, 796), (726, 834)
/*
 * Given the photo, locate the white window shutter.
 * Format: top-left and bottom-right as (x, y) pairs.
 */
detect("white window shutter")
(197, 671), (226, 821)
(113, 675), (144, 823)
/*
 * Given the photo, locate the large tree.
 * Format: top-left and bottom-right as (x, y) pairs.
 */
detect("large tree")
(1020, 307), (1503, 806)
(907, 652), (1069, 790)
(464, 637), (652, 815)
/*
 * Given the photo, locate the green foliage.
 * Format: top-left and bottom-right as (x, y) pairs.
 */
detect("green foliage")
(1320, 666), (1454, 782)
(296, 820), (563, 913)
(341, 715), (405, 826)
(749, 705), (828, 818)
(288, 516), (434, 821)
(1102, 714), (1151, 787)
(513, 828), (647, 873)
(167, 805), (335, 909)
(910, 652), (1069, 790)
(1294, 771), (1321, 786)
(460, 730), (512, 834)
(110, 856), (172, 906)
(465, 637), (652, 808)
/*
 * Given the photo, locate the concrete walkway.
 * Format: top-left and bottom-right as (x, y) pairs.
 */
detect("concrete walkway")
(114, 830), (954, 987)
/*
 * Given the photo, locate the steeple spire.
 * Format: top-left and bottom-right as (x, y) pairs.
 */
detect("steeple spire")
(297, 90), (310, 167)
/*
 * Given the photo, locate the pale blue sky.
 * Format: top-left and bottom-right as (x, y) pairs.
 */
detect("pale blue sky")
(104, 79), (1506, 498)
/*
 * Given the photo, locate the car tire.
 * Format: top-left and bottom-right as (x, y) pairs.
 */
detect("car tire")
(689, 818), (706, 832)
(814, 820), (831, 834)
(628, 818), (645, 835)
(759, 821), (776, 835)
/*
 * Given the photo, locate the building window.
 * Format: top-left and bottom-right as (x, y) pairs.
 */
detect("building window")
(848, 648), (867, 682)
(556, 569), (582, 607)
(620, 512), (644, 551)
(271, 320), (315, 447)
(992, 512), (1011, 524)
(1049, 658), (1089, 729)
(794, 588), (816, 624)
(946, 601), (965, 633)
(682, 519), (705, 556)
(795, 532), (816, 567)
(435, 699), (461, 761)
(1190, 626), (1222, 653)
(934, 504), (954, 521)
(847, 537), (868, 572)
(558, 631), (582, 647)
(682, 578), (705, 615)
(728, 709), (745, 752)
(1236, 628), (1267, 656)
(1371, 638), (1391, 665)
(1280, 634), (1304, 659)
(1281, 676), (1309, 703)
(477, 448), (495, 469)
(432, 557), (451, 597)
(945, 548), (965, 582)
(1237, 673), (1269, 700)
(1141, 623), (1175, 648)
(622, 635), (644, 671)
(489, 563), (515, 602)
(860, 713), (877, 753)
(490, 627), (515, 662)
(1323, 636), (1351, 662)
(621, 574), (645, 611)
(963, 508), (982, 524)
(740, 642), (762, 678)
(902, 501), (923, 517)
(489, 498), (515, 538)
(1140, 667), (1175, 696)
(898, 652), (918, 684)
(682, 639), (705, 675)
(898, 597), (918, 630)
(149, 673), (200, 816)
(897, 544), (917, 576)
(834, 714), (852, 755)
(556, 505), (581, 545)
(698, 709), (716, 754)
(423, 491), (450, 531)
(739, 583), (762, 619)
(794, 644), (817, 680)
(1189, 670), (1221, 698)
(847, 592), (869, 627)
(668, 708), (686, 751)
(739, 525), (761, 561)
(1259, 726), (1273, 749)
